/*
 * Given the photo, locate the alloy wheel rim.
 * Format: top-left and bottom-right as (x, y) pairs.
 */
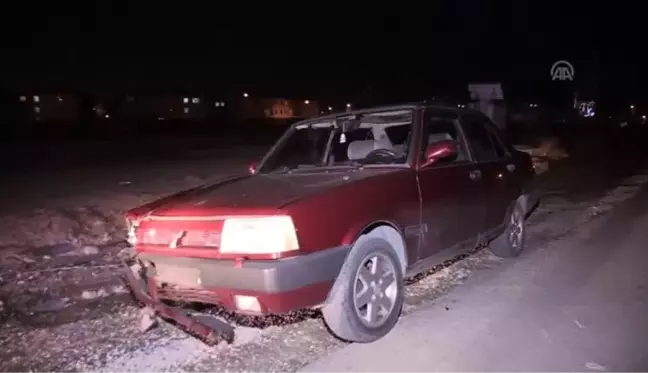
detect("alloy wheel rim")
(508, 210), (524, 250)
(352, 252), (398, 328)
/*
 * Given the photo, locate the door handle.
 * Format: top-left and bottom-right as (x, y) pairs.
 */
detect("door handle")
(506, 164), (516, 173)
(469, 170), (482, 181)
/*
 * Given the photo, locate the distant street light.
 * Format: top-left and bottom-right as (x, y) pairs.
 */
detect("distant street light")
(346, 103), (351, 108)
(243, 93), (249, 98)
(630, 104), (635, 109)
(328, 106), (332, 111)
(304, 100), (310, 104)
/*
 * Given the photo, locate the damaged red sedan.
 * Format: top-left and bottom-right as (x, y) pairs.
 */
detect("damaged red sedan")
(124, 104), (538, 344)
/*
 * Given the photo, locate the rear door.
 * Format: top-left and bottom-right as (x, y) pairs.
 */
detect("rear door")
(460, 113), (520, 233)
(417, 109), (486, 259)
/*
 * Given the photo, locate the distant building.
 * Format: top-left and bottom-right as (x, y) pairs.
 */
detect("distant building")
(10, 90), (320, 128)
(17, 93), (81, 123)
(240, 97), (320, 121)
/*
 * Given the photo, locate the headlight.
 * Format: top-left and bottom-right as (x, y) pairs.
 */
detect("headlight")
(220, 216), (299, 255)
(126, 218), (138, 246)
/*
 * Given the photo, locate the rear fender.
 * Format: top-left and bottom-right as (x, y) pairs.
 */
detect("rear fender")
(505, 194), (528, 223)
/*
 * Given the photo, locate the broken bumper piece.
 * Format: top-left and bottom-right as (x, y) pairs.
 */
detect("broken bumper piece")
(121, 258), (235, 345)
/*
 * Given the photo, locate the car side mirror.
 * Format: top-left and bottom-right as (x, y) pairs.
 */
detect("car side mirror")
(248, 161), (258, 175)
(421, 139), (458, 168)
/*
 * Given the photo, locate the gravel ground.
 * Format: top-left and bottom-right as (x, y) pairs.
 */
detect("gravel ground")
(0, 140), (645, 372)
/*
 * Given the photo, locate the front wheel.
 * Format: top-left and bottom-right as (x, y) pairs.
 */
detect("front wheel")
(489, 202), (526, 258)
(322, 237), (404, 343)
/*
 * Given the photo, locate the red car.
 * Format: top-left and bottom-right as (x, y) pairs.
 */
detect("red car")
(125, 104), (538, 344)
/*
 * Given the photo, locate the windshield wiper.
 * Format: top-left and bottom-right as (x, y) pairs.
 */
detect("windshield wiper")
(268, 164), (318, 174)
(270, 163), (366, 174)
(267, 165), (293, 174)
(346, 160), (365, 170)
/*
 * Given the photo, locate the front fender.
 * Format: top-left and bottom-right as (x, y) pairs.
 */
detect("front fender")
(340, 220), (409, 273)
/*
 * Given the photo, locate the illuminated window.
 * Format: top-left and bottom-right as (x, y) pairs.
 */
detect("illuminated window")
(183, 107), (189, 114)
(33, 95), (40, 103)
(19, 96), (26, 102)
(192, 97), (200, 104)
(34, 106), (41, 113)
(183, 97), (189, 104)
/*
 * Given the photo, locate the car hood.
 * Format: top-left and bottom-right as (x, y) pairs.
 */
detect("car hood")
(144, 168), (398, 217)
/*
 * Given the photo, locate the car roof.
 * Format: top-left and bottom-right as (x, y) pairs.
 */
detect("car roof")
(291, 103), (486, 128)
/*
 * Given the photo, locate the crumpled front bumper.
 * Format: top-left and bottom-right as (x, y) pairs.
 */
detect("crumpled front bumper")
(121, 258), (235, 345)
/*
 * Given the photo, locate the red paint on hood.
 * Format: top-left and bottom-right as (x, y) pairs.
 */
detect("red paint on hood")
(138, 169), (396, 218)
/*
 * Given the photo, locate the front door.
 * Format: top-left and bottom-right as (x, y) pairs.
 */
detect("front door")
(417, 109), (486, 259)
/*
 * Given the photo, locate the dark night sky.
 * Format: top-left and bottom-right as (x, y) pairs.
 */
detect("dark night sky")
(2, 2), (646, 106)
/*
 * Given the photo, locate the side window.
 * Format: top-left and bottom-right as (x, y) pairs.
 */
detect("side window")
(486, 126), (509, 159)
(461, 115), (499, 163)
(420, 111), (469, 165)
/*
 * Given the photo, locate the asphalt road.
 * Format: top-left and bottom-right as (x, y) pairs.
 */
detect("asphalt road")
(302, 179), (648, 372)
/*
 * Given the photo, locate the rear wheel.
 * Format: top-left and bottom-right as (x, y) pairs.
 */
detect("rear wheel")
(489, 202), (526, 258)
(322, 237), (404, 343)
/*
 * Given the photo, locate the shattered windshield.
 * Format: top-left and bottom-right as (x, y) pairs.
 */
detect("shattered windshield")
(258, 109), (414, 173)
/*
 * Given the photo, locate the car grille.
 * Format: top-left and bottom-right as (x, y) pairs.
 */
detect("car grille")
(157, 285), (219, 305)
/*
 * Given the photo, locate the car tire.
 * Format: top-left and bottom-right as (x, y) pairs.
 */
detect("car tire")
(489, 202), (526, 258)
(322, 237), (404, 343)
